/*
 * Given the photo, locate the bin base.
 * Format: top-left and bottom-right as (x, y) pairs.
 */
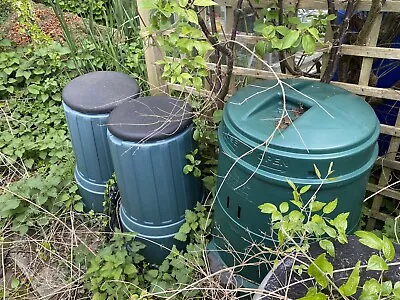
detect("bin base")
(120, 206), (186, 265)
(74, 166), (106, 213)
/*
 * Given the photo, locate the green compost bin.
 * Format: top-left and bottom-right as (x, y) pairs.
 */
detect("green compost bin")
(62, 71), (140, 212)
(209, 79), (380, 285)
(107, 96), (203, 264)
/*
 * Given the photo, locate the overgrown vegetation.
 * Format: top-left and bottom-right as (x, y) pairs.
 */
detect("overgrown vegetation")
(0, 0), (399, 299)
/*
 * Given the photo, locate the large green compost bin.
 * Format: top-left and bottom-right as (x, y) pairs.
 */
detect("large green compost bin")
(62, 71), (140, 212)
(107, 96), (203, 264)
(209, 79), (380, 284)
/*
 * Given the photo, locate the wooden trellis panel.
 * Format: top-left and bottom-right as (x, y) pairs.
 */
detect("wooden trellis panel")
(139, 0), (400, 226)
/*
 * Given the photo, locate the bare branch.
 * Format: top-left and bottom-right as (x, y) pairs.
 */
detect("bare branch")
(321, 0), (356, 83)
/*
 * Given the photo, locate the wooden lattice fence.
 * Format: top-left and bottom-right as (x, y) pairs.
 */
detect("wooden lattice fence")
(137, 0), (400, 229)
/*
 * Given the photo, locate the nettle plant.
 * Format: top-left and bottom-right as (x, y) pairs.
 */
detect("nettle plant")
(259, 164), (400, 299)
(83, 203), (213, 300)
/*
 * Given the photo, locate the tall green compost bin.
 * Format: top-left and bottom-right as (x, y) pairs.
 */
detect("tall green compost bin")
(62, 71), (140, 212)
(209, 79), (380, 284)
(107, 96), (203, 264)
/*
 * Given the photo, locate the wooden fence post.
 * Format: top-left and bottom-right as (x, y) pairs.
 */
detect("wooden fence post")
(137, 0), (167, 95)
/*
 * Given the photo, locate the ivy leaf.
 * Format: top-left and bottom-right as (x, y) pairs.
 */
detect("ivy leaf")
(319, 239), (335, 257)
(179, 0), (189, 7)
(307, 253), (333, 288)
(323, 198), (337, 214)
(382, 235), (395, 261)
(339, 261), (360, 296)
(366, 254), (388, 271)
(355, 231), (383, 251)
(258, 203), (277, 214)
(302, 34), (316, 55)
(281, 30), (300, 49)
(193, 0), (218, 6)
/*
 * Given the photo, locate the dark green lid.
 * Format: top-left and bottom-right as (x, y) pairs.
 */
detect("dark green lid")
(220, 79), (380, 179)
(224, 80), (379, 154)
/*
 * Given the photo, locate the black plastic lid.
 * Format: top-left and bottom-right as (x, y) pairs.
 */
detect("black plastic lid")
(107, 96), (193, 142)
(62, 71), (140, 114)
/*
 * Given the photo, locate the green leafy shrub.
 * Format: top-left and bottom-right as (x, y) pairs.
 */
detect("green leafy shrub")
(39, 0), (109, 23)
(84, 232), (148, 300)
(0, 162), (82, 234)
(259, 164), (400, 299)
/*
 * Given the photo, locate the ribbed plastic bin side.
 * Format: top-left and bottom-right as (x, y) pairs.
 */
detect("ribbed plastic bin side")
(63, 104), (113, 212)
(107, 96), (202, 264)
(62, 71), (140, 212)
(108, 126), (201, 263)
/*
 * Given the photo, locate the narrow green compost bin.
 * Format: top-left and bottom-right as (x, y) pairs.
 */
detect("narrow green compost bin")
(107, 96), (203, 264)
(62, 71), (140, 212)
(209, 79), (380, 285)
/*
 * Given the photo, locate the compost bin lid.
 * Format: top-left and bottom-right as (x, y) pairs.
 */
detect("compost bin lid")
(223, 79), (380, 154)
(62, 71), (140, 114)
(107, 96), (193, 142)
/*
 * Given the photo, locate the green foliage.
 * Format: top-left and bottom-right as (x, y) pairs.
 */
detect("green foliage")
(183, 148), (201, 177)
(259, 163), (400, 299)
(5, 0), (51, 44)
(0, 42), (79, 169)
(41, 0), (109, 23)
(143, 0), (216, 92)
(84, 232), (148, 300)
(307, 253), (333, 288)
(382, 217), (400, 242)
(174, 202), (212, 243)
(83, 203), (212, 299)
(0, 162), (82, 234)
(0, 1), (12, 25)
(258, 179), (348, 249)
(149, 202), (212, 298)
(254, 8), (335, 56)
(52, 0), (148, 92)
